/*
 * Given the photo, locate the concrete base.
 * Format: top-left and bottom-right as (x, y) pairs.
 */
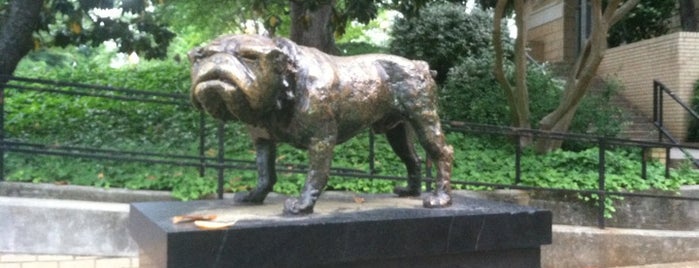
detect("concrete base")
(543, 225), (699, 268)
(128, 193), (552, 268)
(2, 182), (697, 267)
(0, 197), (137, 256)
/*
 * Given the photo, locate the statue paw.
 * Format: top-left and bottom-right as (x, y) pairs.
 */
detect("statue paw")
(422, 192), (452, 208)
(393, 186), (421, 197)
(283, 198), (314, 215)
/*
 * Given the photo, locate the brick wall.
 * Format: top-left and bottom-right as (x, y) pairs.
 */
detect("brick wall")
(527, 0), (578, 64)
(598, 32), (699, 141)
(0, 253), (138, 268)
(528, 19), (565, 62)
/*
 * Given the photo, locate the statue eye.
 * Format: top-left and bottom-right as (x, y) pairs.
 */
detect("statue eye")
(238, 52), (259, 61)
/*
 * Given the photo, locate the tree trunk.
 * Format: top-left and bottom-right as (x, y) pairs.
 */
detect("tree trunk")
(0, 0), (43, 82)
(535, 0), (639, 153)
(493, 0), (531, 130)
(289, 0), (339, 55)
(679, 0), (697, 32)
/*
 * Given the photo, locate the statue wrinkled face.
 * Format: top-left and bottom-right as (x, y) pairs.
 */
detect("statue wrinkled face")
(188, 35), (291, 122)
(189, 34), (454, 216)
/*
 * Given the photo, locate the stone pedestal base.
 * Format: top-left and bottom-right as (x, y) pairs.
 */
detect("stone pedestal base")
(128, 192), (551, 268)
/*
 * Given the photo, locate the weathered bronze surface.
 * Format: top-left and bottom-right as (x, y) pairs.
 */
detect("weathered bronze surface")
(189, 34), (453, 215)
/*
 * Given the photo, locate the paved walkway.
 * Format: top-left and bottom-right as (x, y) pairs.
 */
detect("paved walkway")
(0, 254), (137, 268)
(1, 253), (697, 268)
(613, 261), (699, 268)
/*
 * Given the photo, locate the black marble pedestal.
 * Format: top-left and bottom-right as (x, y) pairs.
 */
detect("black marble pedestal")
(128, 192), (551, 268)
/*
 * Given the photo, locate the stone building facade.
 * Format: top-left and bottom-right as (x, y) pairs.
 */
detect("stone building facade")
(527, 0), (699, 141)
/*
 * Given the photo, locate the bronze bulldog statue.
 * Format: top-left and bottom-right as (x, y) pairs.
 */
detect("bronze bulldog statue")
(189, 34), (453, 215)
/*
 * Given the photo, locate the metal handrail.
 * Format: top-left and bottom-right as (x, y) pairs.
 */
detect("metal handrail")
(652, 80), (699, 167)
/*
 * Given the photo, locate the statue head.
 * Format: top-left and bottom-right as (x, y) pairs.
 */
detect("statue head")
(188, 34), (295, 122)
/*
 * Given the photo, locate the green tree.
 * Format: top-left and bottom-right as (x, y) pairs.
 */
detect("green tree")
(0, 0), (174, 82)
(481, 0), (640, 152)
(389, 2), (494, 84)
(491, 0), (532, 138)
(679, 0), (697, 31)
(0, 0), (42, 80)
(536, 0), (639, 152)
(608, 0), (675, 47)
(201, 0), (462, 54)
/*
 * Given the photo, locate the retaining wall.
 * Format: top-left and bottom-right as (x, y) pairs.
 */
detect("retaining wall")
(1, 182), (697, 267)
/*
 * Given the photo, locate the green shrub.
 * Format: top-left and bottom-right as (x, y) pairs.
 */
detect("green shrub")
(563, 77), (625, 150)
(389, 2), (496, 83)
(439, 51), (509, 125)
(10, 48), (194, 148)
(440, 51), (559, 126)
(440, 52), (624, 146)
(608, 0), (674, 47)
(337, 42), (387, 56)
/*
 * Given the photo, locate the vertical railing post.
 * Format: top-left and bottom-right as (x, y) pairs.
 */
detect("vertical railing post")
(641, 147), (647, 180)
(199, 111), (206, 177)
(653, 81), (660, 142)
(653, 81), (658, 124)
(659, 86), (664, 142)
(597, 138), (607, 229)
(368, 130), (375, 174)
(425, 158), (433, 192)
(515, 133), (522, 185)
(217, 121), (225, 199)
(665, 146), (671, 178)
(0, 77), (5, 182)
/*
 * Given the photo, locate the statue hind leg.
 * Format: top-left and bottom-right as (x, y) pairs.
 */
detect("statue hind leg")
(407, 110), (453, 208)
(416, 122), (453, 208)
(385, 123), (422, 197)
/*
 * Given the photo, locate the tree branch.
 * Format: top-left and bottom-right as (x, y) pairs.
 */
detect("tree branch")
(512, 0), (531, 128)
(603, 0), (622, 23)
(0, 0), (43, 78)
(492, 0), (513, 96)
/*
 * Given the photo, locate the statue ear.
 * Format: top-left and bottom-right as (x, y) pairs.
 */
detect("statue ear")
(265, 48), (289, 69)
(188, 47), (203, 63)
(264, 47), (296, 110)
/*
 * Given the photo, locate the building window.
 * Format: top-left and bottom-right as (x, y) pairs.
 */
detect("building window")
(577, 0), (592, 55)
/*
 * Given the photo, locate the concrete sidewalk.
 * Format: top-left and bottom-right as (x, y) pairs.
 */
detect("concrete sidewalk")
(2, 183), (697, 267)
(613, 261), (699, 268)
(0, 254), (137, 268)
(1, 253), (696, 268)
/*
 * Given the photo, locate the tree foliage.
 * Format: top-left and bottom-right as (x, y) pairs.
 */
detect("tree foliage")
(536, 0), (640, 153)
(34, 0), (174, 59)
(0, 0), (175, 80)
(389, 2), (494, 84)
(608, 0), (674, 47)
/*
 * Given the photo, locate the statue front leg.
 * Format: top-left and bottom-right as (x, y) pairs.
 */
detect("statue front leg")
(237, 138), (277, 203)
(283, 136), (335, 215)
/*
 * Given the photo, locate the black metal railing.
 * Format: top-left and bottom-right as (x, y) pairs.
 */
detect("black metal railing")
(653, 80), (699, 168)
(0, 75), (400, 193)
(0, 75), (698, 230)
